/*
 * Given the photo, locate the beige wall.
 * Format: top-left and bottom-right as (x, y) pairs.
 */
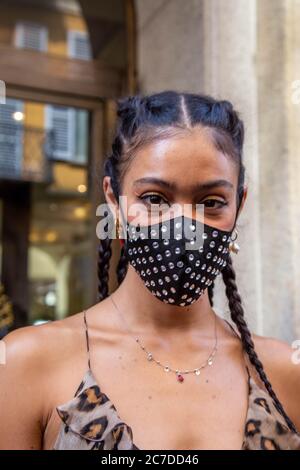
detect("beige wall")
(136, 0), (205, 93)
(134, 0), (300, 342)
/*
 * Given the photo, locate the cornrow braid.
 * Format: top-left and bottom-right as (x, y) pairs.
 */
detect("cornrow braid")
(208, 280), (215, 307)
(116, 245), (128, 286)
(97, 220), (112, 301)
(222, 254), (299, 434)
(98, 94), (148, 299)
(98, 130), (126, 300)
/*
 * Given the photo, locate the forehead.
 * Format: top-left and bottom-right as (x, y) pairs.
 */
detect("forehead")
(123, 127), (238, 189)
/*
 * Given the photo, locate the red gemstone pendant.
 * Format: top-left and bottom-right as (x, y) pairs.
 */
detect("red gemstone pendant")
(176, 373), (184, 383)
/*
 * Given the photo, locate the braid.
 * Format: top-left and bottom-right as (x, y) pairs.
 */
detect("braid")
(208, 280), (215, 307)
(100, 95), (148, 296)
(100, 131), (126, 298)
(116, 245), (128, 285)
(97, 233), (112, 301)
(222, 255), (298, 434)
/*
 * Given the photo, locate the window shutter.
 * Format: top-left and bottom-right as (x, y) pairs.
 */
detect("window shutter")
(74, 109), (88, 164)
(45, 105), (74, 161)
(15, 22), (48, 52)
(0, 99), (23, 178)
(45, 106), (88, 164)
(68, 31), (92, 60)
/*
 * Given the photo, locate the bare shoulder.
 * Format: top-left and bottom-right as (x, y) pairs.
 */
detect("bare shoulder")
(2, 297), (116, 382)
(0, 311), (88, 449)
(3, 311), (85, 372)
(251, 332), (300, 430)
(1, 311), (89, 407)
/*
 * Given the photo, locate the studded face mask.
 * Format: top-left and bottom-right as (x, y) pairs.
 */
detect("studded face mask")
(123, 214), (234, 306)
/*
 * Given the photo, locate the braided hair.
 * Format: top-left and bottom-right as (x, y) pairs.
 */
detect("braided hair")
(99, 90), (298, 434)
(221, 256), (298, 433)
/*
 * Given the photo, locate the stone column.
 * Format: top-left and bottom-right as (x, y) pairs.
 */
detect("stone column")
(201, 0), (262, 334)
(285, 0), (300, 340)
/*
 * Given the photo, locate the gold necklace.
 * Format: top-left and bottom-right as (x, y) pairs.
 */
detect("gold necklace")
(109, 294), (218, 383)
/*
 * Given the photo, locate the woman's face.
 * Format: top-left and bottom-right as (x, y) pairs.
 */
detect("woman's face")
(104, 126), (247, 232)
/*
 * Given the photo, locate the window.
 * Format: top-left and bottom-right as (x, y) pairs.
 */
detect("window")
(15, 21), (48, 52)
(45, 105), (88, 164)
(67, 30), (92, 60)
(45, 105), (74, 161)
(0, 98), (24, 179)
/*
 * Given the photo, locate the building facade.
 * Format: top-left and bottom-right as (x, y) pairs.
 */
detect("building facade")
(1, 0), (299, 344)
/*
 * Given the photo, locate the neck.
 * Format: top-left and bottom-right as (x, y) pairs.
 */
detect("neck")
(111, 265), (217, 341)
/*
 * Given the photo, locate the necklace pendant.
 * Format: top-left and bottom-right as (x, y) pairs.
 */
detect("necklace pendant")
(176, 373), (184, 383)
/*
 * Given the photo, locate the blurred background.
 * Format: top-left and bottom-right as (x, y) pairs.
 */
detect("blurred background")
(0, 0), (299, 344)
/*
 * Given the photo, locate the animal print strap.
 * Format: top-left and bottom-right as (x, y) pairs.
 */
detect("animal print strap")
(83, 309), (91, 370)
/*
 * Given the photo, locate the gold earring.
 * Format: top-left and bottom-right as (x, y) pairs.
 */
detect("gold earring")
(229, 228), (240, 254)
(115, 216), (122, 239)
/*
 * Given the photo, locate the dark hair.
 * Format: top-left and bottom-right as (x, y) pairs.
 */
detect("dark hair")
(99, 90), (298, 434)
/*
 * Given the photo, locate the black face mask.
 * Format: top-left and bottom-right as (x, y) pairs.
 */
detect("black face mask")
(123, 214), (234, 306)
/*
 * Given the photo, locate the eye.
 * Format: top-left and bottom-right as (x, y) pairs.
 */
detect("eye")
(139, 193), (170, 207)
(203, 199), (227, 209)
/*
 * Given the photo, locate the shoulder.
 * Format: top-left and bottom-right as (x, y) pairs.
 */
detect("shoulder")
(2, 297), (116, 381)
(251, 333), (300, 431)
(0, 301), (119, 449)
(0, 312), (89, 449)
(3, 312), (84, 370)
(0, 312), (87, 422)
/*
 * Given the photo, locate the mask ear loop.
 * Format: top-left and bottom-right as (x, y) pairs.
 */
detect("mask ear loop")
(228, 192), (243, 253)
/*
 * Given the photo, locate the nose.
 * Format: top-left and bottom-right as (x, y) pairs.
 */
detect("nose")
(164, 202), (205, 224)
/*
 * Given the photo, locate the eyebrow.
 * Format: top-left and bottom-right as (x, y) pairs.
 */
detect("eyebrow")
(133, 177), (234, 192)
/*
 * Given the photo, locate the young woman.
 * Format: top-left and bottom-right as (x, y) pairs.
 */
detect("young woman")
(1, 91), (300, 450)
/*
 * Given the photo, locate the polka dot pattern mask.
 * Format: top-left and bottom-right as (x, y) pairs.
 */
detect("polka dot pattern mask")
(123, 214), (234, 306)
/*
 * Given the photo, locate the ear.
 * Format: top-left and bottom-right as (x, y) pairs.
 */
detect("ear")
(103, 176), (119, 217)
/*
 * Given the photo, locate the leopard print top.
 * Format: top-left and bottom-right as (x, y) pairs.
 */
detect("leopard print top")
(53, 312), (300, 450)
